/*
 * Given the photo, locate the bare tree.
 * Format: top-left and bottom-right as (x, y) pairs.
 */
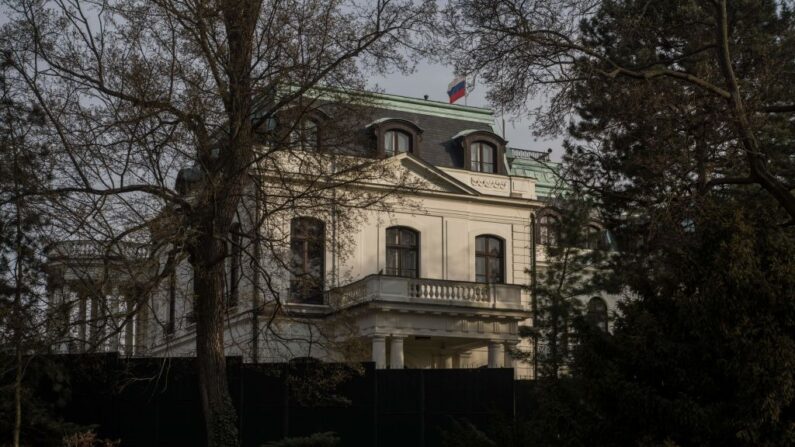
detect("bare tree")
(1, 0), (434, 445)
(0, 50), (58, 447)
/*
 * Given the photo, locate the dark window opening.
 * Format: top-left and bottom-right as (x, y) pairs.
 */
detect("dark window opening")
(291, 119), (319, 151)
(385, 227), (419, 278)
(290, 217), (325, 304)
(586, 297), (608, 332)
(583, 225), (603, 250)
(538, 214), (560, 246)
(475, 235), (504, 283)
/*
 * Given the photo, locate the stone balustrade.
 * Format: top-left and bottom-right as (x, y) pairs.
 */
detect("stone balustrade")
(48, 240), (148, 260)
(328, 275), (527, 310)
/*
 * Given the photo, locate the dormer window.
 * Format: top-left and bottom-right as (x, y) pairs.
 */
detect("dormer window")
(370, 118), (423, 158)
(470, 142), (497, 173)
(290, 119), (319, 151)
(456, 130), (507, 175)
(385, 129), (411, 156)
(275, 106), (329, 151)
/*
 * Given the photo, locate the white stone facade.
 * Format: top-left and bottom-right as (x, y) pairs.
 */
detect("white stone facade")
(46, 93), (617, 380)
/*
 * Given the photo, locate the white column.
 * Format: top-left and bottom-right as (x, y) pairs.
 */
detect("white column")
(389, 336), (404, 369)
(458, 352), (472, 368)
(372, 336), (386, 369)
(488, 341), (504, 368)
(442, 355), (453, 369)
(504, 343), (515, 370)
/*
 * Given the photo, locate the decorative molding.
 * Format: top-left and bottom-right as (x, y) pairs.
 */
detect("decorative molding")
(470, 175), (508, 190)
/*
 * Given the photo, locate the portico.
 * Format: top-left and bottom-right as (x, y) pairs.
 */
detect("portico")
(328, 274), (531, 370)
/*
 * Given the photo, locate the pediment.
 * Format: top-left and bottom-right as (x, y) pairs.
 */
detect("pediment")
(392, 153), (480, 196)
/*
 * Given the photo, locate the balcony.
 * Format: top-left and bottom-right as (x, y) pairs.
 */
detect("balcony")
(328, 275), (528, 312)
(48, 240), (149, 260)
(507, 147), (551, 162)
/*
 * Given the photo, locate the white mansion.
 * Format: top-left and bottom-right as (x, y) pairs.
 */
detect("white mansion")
(46, 92), (613, 379)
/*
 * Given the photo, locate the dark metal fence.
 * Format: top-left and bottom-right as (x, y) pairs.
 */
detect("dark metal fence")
(27, 354), (515, 446)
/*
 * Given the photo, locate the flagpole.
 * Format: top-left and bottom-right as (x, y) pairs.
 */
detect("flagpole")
(464, 75), (468, 106)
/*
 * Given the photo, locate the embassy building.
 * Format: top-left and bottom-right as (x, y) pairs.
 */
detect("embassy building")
(46, 91), (614, 379)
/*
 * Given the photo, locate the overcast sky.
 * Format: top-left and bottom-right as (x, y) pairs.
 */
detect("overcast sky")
(369, 60), (566, 160)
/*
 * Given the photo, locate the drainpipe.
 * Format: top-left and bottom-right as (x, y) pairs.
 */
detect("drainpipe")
(530, 213), (538, 379)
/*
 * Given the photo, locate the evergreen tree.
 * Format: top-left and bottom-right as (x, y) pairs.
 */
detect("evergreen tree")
(525, 195), (611, 379)
(442, 1), (795, 444)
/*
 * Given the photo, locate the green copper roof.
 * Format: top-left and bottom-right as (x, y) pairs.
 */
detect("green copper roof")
(506, 148), (565, 199)
(368, 91), (496, 124)
(291, 85), (497, 125)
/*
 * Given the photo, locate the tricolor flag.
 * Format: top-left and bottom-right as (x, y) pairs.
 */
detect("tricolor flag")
(447, 76), (466, 104)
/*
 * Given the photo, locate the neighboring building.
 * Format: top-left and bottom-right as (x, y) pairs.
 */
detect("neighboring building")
(46, 91), (614, 379)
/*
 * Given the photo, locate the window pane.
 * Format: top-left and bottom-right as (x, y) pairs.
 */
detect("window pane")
(587, 298), (608, 331)
(470, 144), (481, 172)
(290, 218), (325, 303)
(397, 131), (410, 153)
(403, 250), (417, 271)
(483, 161), (495, 173)
(482, 144), (494, 163)
(386, 248), (399, 273)
(475, 236), (485, 254)
(304, 120), (318, 150)
(488, 237), (501, 256)
(401, 229), (416, 246)
(488, 257), (502, 282)
(385, 131), (395, 156)
(386, 228), (399, 245)
(476, 256), (486, 280)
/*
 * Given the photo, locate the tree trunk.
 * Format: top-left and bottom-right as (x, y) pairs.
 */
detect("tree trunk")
(192, 230), (239, 447)
(189, 2), (256, 444)
(13, 343), (22, 447)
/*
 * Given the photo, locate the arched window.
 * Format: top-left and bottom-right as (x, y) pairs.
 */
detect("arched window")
(372, 118), (422, 158)
(586, 297), (608, 332)
(538, 214), (560, 246)
(470, 142), (497, 173)
(475, 235), (504, 283)
(291, 119), (319, 151)
(290, 217), (325, 304)
(227, 223), (242, 308)
(385, 227), (419, 278)
(384, 129), (411, 156)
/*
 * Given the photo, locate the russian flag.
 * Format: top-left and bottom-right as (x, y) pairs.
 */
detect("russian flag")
(447, 76), (466, 104)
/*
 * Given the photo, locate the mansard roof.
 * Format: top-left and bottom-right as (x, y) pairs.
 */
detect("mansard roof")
(363, 105), (494, 169)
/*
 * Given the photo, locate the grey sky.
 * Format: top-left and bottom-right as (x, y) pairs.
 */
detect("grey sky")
(369, 60), (566, 160)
